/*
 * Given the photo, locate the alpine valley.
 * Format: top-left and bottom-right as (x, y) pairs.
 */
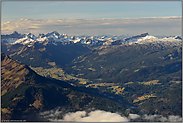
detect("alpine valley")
(1, 31), (182, 121)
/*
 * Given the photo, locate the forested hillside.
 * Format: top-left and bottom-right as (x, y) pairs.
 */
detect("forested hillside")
(1, 32), (182, 120)
(1, 53), (131, 121)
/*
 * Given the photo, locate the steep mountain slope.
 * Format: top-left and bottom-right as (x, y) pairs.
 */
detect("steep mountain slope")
(1, 42), (91, 68)
(1, 31), (181, 69)
(63, 42), (182, 116)
(1, 53), (131, 121)
(65, 42), (182, 83)
(1, 31), (182, 118)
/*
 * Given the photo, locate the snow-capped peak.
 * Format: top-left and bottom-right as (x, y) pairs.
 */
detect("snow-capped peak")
(137, 35), (158, 42)
(45, 31), (60, 38)
(174, 36), (182, 40)
(26, 33), (37, 40)
(52, 31), (60, 36)
(1, 31), (182, 47)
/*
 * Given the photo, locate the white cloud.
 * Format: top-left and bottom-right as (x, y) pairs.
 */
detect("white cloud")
(142, 114), (182, 122)
(39, 109), (129, 122)
(128, 113), (140, 120)
(1, 16), (181, 36)
(51, 110), (129, 122)
(168, 115), (182, 122)
(38, 108), (182, 122)
(63, 111), (86, 122)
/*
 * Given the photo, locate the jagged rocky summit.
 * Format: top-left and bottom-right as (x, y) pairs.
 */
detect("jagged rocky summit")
(1, 31), (182, 47)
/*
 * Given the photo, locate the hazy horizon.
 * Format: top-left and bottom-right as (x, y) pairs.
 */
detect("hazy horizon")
(1, 1), (182, 36)
(1, 16), (181, 37)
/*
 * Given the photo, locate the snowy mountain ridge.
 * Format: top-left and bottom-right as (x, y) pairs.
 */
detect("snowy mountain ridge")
(1, 31), (182, 47)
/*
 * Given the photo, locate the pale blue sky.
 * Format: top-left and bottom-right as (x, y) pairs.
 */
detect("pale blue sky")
(1, 1), (182, 36)
(1, 1), (182, 22)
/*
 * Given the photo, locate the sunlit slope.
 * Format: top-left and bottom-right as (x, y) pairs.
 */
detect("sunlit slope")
(1, 53), (129, 121)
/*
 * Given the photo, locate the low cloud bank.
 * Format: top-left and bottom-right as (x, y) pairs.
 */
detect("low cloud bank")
(1, 16), (181, 36)
(38, 108), (182, 122)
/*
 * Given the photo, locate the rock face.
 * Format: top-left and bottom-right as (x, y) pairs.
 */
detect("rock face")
(131, 33), (149, 38)
(123, 33), (149, 41)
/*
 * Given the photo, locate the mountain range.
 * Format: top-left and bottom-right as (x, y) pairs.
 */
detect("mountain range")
(1, 31), (182, 46)
(1, 31), (182, 121)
